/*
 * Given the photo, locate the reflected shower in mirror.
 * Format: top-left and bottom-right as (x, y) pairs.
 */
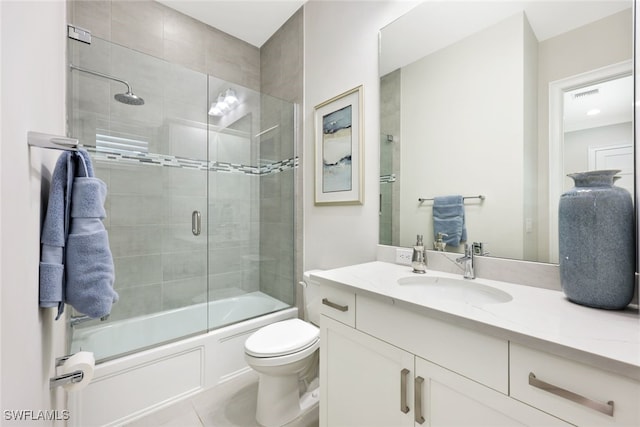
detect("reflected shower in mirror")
(379, 0), (634, 263)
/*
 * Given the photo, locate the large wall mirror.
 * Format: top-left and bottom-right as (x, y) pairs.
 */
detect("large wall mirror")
(379, 0), (634, 263)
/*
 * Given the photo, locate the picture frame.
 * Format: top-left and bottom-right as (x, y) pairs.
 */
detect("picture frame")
(314, 85), (364, 205)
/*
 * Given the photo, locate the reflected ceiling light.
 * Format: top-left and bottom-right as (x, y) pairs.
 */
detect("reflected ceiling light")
(586, 108), (601, 116)
(209, 88), (240, 117)
(223, 88), (239, 107)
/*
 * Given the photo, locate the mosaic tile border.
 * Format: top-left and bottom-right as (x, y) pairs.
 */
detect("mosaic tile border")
(88, 148), (298, 176)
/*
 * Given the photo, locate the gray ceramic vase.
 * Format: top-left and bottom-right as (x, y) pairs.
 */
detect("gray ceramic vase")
(559, 170), (635, 309)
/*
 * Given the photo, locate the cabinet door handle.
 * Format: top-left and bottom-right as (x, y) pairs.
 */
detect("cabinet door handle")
(528, 372), (614, 417)
(400, 368), (410, 414)
(322, 298), (348, 312)
(415, 376), (426, 424)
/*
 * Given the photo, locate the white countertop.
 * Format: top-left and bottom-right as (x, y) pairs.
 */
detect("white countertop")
(312, 261), (640, 380)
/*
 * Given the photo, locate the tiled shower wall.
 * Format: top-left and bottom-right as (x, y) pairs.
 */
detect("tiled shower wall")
(69, 34), (211, 322)
(68, 0), (302, 321)
(67, 0), (261, 91)
(259, 10), (303, 305)
(380, 69), (401, 247)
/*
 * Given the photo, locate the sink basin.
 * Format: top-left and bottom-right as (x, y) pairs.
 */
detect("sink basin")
(397, 276), (512, 306)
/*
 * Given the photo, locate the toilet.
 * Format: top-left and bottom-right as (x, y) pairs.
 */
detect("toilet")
(244, 271), (322, 427)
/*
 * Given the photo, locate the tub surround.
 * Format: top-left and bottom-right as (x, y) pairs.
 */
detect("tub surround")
(312, 261), (640, 380)
(67, 307), (297, 427)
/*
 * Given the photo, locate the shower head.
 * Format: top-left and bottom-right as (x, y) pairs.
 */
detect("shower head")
(70, 64), (145, 106)
(114, 91), (145, 106)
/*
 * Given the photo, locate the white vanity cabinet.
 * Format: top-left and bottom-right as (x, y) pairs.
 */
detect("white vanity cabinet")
(510, 343), (640, 426)
(319, 288), (571, 427)
(320, 315), (414, 427)
(314, 263), (640, 427)
(414, 357), (571, 426)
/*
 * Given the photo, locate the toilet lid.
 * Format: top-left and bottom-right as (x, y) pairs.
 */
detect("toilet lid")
(245, 318), (319, 357)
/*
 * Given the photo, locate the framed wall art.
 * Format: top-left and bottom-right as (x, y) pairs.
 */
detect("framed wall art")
(314, 85), (363, 205)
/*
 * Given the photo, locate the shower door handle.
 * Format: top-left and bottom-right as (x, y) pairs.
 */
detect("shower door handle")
(192, 210), (201, 236)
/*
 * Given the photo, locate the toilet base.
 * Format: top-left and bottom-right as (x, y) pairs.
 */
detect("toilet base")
(255, 374), (319, 427)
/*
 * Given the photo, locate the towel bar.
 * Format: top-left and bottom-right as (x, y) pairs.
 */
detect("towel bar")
(70, 314), (110, 327)
(418, 195), (485, 203)
(27, 131), (79, 151)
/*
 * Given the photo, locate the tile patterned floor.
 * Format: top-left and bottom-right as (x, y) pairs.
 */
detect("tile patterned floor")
(125, 371), (319, 427)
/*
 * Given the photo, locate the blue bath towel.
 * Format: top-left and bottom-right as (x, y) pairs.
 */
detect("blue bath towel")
(433, 195), (467, 247)
(40, 152), (76, 318)
(39, 149), (118, 319)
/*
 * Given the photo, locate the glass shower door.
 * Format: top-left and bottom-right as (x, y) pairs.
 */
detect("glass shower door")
(206, 77), (295, 330)
(68, 36), (209, 361)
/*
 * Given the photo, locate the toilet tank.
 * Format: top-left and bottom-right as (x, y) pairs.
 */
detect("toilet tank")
(302, 270), (323, 326)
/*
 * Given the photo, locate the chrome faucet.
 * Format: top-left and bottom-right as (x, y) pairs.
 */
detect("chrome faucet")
(456, 243), (475, 279)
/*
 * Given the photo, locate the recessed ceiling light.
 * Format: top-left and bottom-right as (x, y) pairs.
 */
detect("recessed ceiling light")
(586, 109), (601, 116)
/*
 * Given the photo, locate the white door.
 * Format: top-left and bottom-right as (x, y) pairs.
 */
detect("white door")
(589, 144), (634, 197)
(320, 316), (414, 427)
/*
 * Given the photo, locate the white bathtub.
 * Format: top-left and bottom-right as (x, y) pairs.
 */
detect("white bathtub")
(68, 292), (296, 427)
(71, 291), (290, 361)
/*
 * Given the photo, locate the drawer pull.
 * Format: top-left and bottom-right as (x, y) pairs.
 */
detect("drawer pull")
(322, 298), (348, 312)
(528, 372), (614, 417)
(400, 368), (410, 414)
(415, 376), (426, 424)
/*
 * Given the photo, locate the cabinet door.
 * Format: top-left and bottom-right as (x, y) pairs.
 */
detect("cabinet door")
(320, 316), (414, 427)
(414, 357), (571, 427)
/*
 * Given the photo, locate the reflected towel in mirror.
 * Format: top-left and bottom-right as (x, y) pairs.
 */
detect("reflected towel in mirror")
(432, 195), (467, 247)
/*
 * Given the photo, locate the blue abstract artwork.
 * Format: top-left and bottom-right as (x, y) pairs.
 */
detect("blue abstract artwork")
(322, 105), (352, 193)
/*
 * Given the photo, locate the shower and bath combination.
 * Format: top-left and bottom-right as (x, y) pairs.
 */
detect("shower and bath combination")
(66, 34), (297, 425)
(69, 64), (145, 106)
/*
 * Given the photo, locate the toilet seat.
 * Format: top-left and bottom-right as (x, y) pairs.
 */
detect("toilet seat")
(245, 318), (319, 357)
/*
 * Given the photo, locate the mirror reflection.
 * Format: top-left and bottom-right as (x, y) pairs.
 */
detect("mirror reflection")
(379, 0), (634, 263)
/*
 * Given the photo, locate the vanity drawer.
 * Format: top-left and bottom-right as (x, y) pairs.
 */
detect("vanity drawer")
(357, 294), (508, 393)
(320, 285), (355, 327)
(510, 343), (640, 426)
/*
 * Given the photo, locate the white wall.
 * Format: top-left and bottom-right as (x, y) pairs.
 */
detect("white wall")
(1, 1), (67, 424)
(0, 0), (3, 414)
(636, 2), (639, 290)
(536, 8), (632, 262)
(399, 13), (531, 259)
(303, 0), (416, 271)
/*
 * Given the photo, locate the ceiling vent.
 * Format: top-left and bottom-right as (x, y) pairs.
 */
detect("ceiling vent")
(573, 88), (600, 99)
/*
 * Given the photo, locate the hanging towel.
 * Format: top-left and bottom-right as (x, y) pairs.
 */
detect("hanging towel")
(432, 195), (467, 247)
(39, 149), (118, 319)
(65, 149), (118, 319)
(39, 152), (76, 319)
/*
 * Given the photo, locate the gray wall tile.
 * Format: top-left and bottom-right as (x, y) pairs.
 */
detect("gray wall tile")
(111, 0), (164, 59)
(109, 225), (164, 257)
(109, 283), (163, 321)
(162, 276), (208, 310)
(163, 10), (207, 74)
(67, 0), (302, 330)
(69, 0), (112, 41)
(113, 254), (163, 289)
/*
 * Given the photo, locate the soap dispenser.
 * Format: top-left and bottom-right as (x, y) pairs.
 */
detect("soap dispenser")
(433, 232), (448, 251)
(412, 234), (427, 274)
